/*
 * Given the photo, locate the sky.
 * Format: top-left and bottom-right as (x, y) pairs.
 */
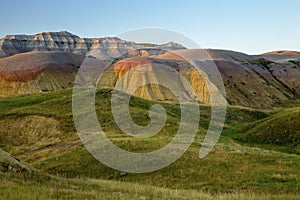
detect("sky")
(0, 0), (299, 54)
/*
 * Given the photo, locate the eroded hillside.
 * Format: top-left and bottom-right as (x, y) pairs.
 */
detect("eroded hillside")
(0, 32), (299, 108)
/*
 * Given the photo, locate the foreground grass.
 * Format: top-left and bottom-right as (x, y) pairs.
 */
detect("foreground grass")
(0, 172), (299, 200)
(34, 141), (300, 195)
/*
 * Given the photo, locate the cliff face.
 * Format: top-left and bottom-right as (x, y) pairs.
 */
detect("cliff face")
(0, 31), (185, 59)
(97, 56), (211, 103)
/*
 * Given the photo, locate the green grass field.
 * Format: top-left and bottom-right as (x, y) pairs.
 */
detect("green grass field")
(0, 89), (299, 199)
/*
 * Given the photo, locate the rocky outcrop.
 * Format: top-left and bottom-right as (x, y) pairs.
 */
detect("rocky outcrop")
(0, 31), (185, 60)
(0, 149), (31, 173)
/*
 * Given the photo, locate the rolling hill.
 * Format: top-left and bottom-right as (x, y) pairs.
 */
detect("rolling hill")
(0, 89), (299, 199)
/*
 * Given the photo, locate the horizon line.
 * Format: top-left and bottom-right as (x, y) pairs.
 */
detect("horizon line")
(1, 30), (299, 56)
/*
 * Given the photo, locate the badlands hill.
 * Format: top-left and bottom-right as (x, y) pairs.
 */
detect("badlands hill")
(0, 31), (300, 108)
(258, 50), (300, 62)
(0, 51), (84, 97)
(0, 31), (183, 59)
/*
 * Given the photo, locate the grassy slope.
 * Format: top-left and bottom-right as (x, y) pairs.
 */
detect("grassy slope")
(223, 106), (300, 154)
(0, 89), (299, 198)
(245, 108), (300, 153)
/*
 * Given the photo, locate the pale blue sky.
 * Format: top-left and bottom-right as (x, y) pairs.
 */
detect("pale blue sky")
(1, 0), (299, 54)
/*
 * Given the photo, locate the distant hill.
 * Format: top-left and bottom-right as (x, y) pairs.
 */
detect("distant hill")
(0, 31), (184, 59)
